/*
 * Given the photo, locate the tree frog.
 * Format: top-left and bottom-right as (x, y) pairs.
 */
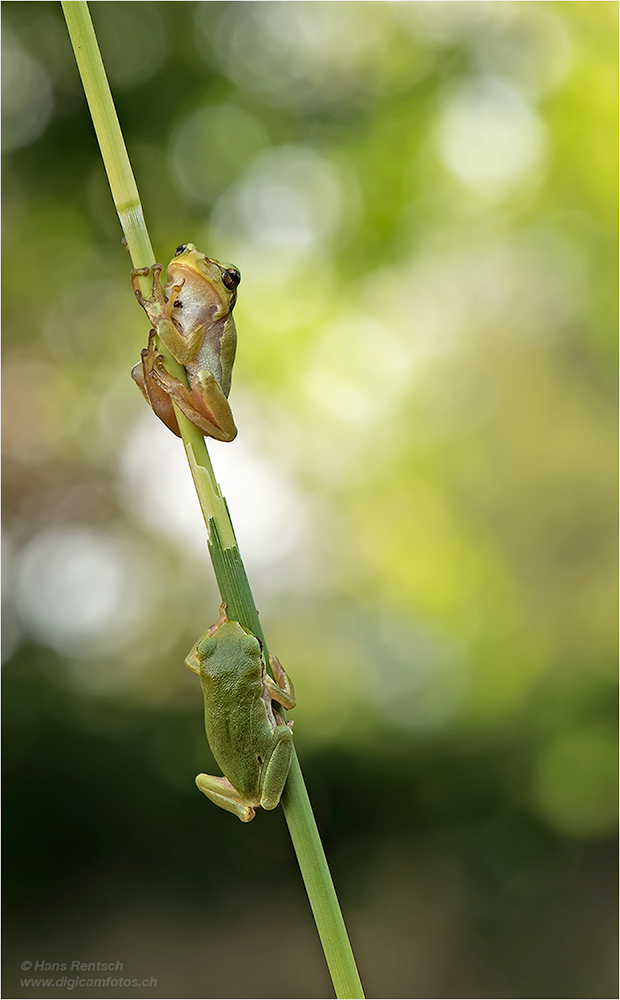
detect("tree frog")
(131, 243), (240, 441)
(186, 606), (296, 823)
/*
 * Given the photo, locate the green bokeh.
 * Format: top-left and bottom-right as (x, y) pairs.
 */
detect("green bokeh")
(2, 3), (617, 998)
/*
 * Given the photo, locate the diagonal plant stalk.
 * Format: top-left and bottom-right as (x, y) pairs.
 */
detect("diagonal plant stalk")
(61, 3), (365, 998)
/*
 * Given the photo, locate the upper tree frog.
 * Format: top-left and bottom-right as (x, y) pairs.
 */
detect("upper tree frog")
(131, 243), (240, 441)
(186, 606), (296, 823)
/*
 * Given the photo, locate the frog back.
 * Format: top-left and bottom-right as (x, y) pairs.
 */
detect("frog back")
(199, 622), (271, 796)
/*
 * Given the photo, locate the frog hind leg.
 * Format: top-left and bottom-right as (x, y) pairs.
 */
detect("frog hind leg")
(149, 355), (238, 442)
(195, 772), (256, 823)
(131, 331), (181, 437)
(259, 726), (294, 811)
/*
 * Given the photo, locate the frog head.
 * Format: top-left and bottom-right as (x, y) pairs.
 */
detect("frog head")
(169, 243), (241, 316)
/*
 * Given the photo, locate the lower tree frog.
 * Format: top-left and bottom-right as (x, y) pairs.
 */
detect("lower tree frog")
(186, 606), (296, 822)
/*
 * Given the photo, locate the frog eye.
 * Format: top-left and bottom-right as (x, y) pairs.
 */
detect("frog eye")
(222, 268), (241, 290)
(175, 244), (188, 256)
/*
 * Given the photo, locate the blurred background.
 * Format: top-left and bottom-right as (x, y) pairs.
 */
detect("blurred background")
(2, 2), (617, 998)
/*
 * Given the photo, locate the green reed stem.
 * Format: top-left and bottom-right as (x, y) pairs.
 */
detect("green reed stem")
(61, 3), (364, 997)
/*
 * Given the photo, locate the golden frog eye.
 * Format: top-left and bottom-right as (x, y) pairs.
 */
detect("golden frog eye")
(175, 244), (188, 256)
(222, 268), (241, 290)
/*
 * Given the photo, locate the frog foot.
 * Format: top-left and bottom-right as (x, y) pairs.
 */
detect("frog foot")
(131, 263), (163, 308)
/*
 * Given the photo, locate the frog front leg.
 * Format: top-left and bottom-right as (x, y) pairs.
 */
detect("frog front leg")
(131, 264), (205, 365)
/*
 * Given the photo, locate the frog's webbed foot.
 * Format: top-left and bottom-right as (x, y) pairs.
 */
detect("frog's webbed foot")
(265, 652), (296, 710)
(208, 603), (229, 636)
(131, 263), (163, 306)
(273, 710), (294, 730)
(131, 264), (185, 331)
